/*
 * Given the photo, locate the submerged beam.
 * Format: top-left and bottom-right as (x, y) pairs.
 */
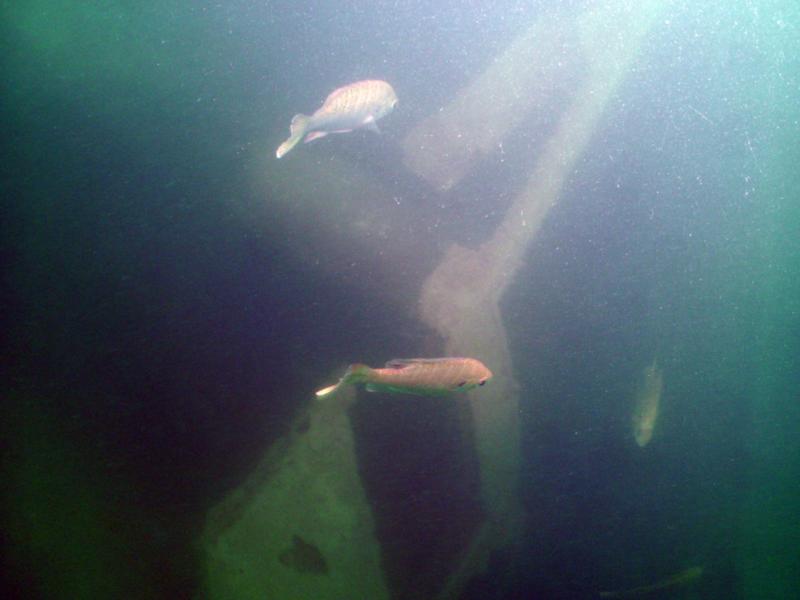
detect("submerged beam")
(417, 2), (669, 597)
(401, 16), (578, 192)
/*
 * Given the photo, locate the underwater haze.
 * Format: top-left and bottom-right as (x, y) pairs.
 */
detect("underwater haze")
(2, 1), (799, 599)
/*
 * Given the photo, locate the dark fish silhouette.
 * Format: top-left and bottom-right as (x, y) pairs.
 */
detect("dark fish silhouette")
(278, 535), (329, 575)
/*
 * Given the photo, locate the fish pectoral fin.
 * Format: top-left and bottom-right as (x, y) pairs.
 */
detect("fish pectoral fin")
(365, 383), (400, 393)
(363, 115), (381, 133)
(303, 131), (328, 143)
(365, 383), (419, 395)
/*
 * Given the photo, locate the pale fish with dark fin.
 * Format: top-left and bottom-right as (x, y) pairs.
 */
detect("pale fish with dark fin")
(632, 358), (663, 447)
(276, 80), (398, 158)
(315, 357), (492, 398)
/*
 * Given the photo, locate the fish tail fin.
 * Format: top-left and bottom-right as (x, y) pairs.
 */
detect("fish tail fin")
(315, 364), (372, 398)
(314, 382), (341, 398)
(276, 113), (310, 158)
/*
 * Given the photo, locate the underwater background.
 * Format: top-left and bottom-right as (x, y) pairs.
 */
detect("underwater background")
(2, 1), (798, 599)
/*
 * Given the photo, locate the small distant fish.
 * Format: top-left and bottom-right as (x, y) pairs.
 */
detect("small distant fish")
(632, 358), (663, 447)
(315, 357), (492, 398)
(599, 565), (703, 598)
(278, 534), (329, 575)
(276, 79), (398, 158)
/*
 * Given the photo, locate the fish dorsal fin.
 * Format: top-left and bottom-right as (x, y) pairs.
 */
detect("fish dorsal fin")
(385, 358), (451, 369)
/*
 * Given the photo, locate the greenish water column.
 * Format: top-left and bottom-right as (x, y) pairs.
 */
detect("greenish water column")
(1, 394), (156, 599)
(736, 51), (800, 596)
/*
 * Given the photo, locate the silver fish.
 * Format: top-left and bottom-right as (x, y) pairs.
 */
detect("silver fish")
(276, 80), (398, 158)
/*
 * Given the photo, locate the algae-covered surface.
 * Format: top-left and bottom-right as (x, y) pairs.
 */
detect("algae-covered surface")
(203, 387), (388, 600)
